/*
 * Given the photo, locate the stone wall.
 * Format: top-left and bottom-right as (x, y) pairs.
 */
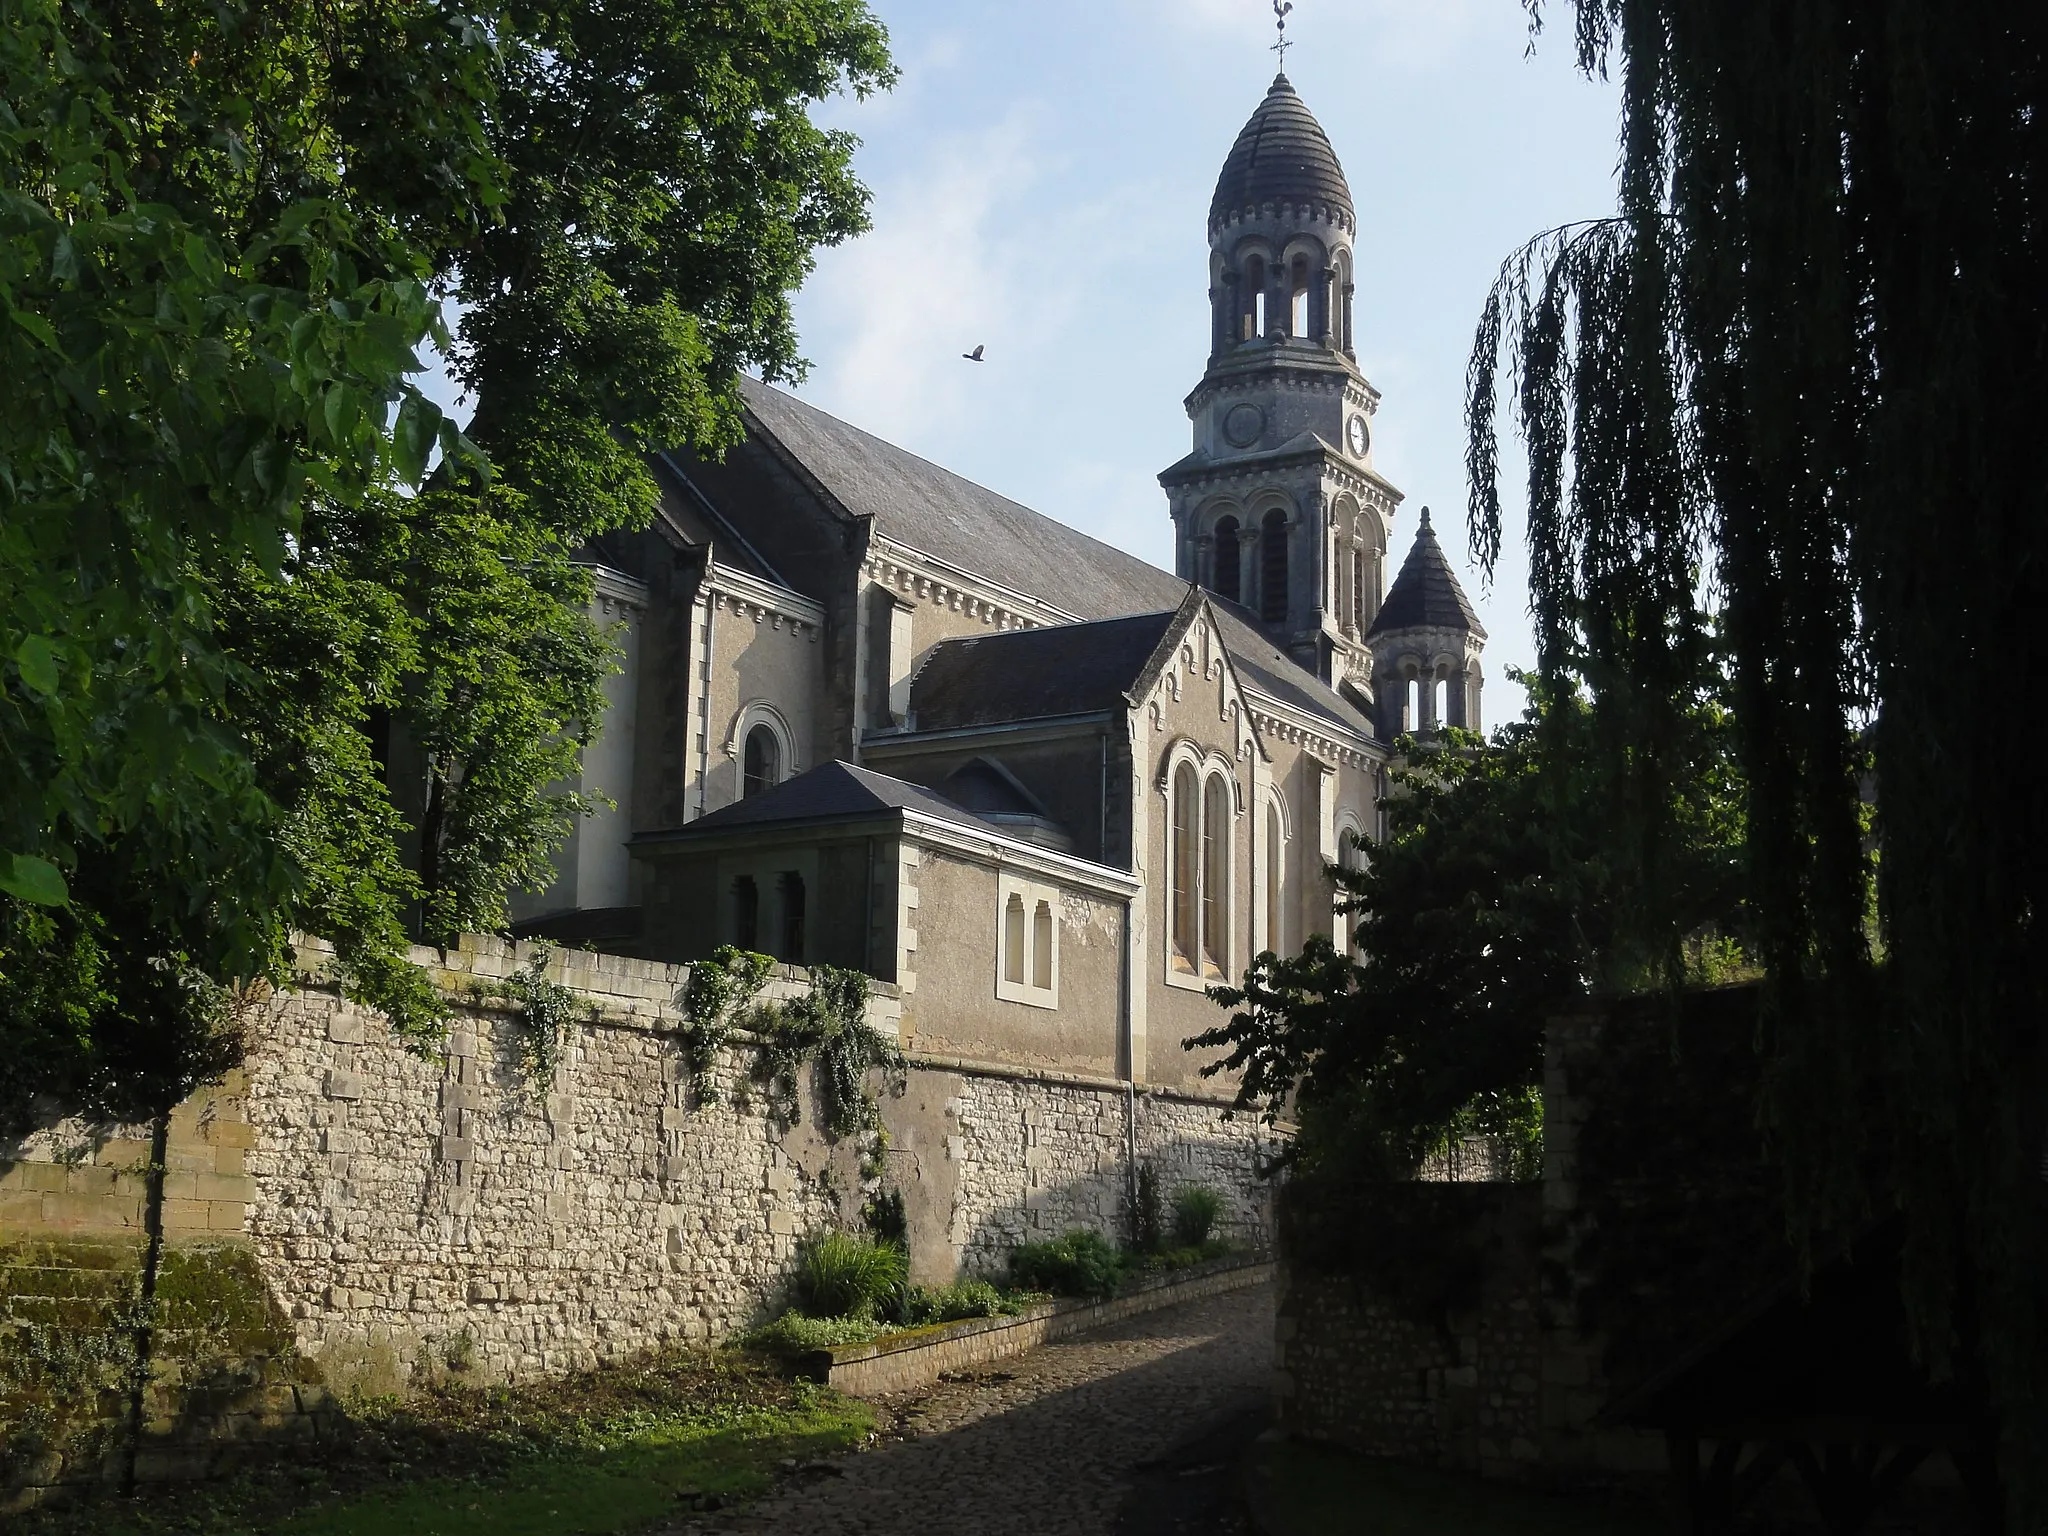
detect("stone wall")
(1273, 1186), (1546, 1481)
(3, 933), (1267, 1506)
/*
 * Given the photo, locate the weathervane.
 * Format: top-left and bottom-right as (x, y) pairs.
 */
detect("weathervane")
(1271, 0), (1294, 72)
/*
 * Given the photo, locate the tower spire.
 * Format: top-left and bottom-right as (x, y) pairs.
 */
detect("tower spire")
(1271, 0), (1293, 73)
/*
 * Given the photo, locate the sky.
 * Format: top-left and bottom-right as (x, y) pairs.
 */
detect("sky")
(419, 2), (1625, 723)
(782, 0), (1624, 724)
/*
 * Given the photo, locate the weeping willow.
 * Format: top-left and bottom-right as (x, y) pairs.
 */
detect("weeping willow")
(1468, 1), (2045, 1520)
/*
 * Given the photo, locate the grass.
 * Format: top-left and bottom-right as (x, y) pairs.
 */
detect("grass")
(13, 1346), (873, 1536)
(1245, 1437), (1661, 1536)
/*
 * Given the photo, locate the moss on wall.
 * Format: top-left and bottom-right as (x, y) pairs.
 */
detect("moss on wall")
(1, 1239), (307, 1504)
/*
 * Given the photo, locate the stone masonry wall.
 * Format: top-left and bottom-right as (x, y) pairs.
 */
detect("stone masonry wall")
(4, 933), (1269, 1504)
(1273, 1187), (1545, 1482)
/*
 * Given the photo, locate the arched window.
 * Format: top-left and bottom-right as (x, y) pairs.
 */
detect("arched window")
(1260, 510), (1289, 624)
(1212, 517), (1241, 604)
(1171, 763), (1199, 966)
(742, 724), (780, 797)
(779, 872), (805, 961)
(1405, 678), (1421, 734)
(1033, 902), (1054, 990)
(1202, 773), (1230, 974)
(1004, 892), (1026, 984)
(1266, 799), (1285, 954)
(1244, 254), (1266, 339)
(733, 875), (759, 950)
(1351, 548), (1366, 635)
(1290, 256), (1310, 337)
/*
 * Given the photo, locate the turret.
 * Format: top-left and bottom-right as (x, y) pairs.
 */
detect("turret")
(1365, 508), (1486, 738)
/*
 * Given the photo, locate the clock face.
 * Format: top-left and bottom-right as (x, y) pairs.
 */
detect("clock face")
(1347, 414), (1370, 458)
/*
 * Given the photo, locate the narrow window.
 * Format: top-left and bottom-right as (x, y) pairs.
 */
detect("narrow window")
(1032, 901), (1054, 990)
(1290, 257), (1310, 336)
(1243, 255), (1265, 340)
(1266, 801), (1284, 953)
(733, 876), (759, 950)
(1435, 678), (1450, 726)
(1212, 518), (1240, 603)
(1202, 774), (1230, 975)
(1004, 893), (1026, 984)
(1254, 289), (1267, 337)
(1351, 550), (1366, 635)
(1171, 764), (1198, 967)
(1406, 678), (1420, 733)
(779, 872), (805, 961)
(742, 724), (780, 797)
(1260, 511), (1289, 624)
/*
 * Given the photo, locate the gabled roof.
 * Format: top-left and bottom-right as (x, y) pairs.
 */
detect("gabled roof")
(908, 611), (1181, 731)
(738, 378), (1189, 623)
(1366, 509), (1486, 641)
(645, 761), (998, 841)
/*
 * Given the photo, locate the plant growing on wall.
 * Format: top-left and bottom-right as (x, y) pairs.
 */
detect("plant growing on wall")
(677, 946), (776, 1106)
(503, 944), (580, 1092)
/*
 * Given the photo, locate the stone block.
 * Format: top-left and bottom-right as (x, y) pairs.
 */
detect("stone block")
(196, 1172), (255, 1204)
(659, 1107), (689, 1133)
(447, 1032), (476, 1058)
(442, 1082), (482, 1111)
(327, 1012), (365, 1044)
(438, 1137), (473, 1163)
(12, 1162), (68, 1194)
(766, 1210), (795, 1235)
(161, 1198), (211, 1232)
(323, 1070), (363, 1102)
(0, 1187), (50, 1228)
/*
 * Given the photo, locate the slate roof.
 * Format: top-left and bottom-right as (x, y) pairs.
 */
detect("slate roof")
(645, 761), (998, 840)
(728, 379), (1378, 743)
(1366, 509), (1486, 641)
(1209, 75), (1354, 233)
(739, 378), (1190, 623)
(909, 612), (1180, 730)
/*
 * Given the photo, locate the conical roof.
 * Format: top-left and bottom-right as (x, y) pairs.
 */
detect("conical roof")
(1209, 75), (1354, 234)
(1366, 510), (1486, 641)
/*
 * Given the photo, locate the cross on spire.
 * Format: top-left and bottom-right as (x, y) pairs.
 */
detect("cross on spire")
(1270, 0), (1294, 72)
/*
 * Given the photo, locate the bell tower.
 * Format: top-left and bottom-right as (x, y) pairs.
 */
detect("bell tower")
(1159, 73), (1402, 697)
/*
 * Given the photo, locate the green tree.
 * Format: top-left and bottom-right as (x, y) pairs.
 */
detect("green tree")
(1192, 676), (1746, 1180)
(1465, 3), (2046, 1516)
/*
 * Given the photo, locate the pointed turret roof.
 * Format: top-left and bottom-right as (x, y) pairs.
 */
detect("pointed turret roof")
(1209, 75), (1354, 234)
(1367, 509), (1486, 640)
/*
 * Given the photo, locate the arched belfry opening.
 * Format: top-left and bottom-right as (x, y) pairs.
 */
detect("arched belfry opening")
(1212, 516), (1241, 604)
(1260, 509), (1289, 625)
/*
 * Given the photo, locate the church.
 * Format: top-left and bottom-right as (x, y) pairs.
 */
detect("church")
(511, 74), (1486, 1097)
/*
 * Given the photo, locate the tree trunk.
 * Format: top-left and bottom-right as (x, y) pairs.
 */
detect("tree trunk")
(122, 1111), (170, 1495)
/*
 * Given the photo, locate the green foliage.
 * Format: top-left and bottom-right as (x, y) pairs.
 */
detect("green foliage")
(1472, 2), (2047, 1513)
(1007, 1229), (1124, 1301)
(789, 1232), (905, 1322)
(1421, 1088), (1544, 1185)
(502, 944), (580, 1092)
(1130, 1162), (1164, 1254)
(873, 1277), (1022, 1329)
(738, 1310), (883, 1355)
(1170, 1186), (1225, 1249)
(678, 946), (775, 1105)
(862, 1187), (908, 1252)
(1, 0), (894, 1126)
(1191, 680), (1744, 1182)
(13, 1342), (871, 1535)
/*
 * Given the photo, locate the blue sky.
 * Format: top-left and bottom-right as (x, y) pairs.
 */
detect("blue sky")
(786, 0), (1622, 723)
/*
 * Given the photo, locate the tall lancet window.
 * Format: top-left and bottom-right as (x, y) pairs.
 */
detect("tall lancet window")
(1261, 510), (1289, 624)
(1171, 764), (1199, 966)
(1213, 518), (1241, 604)
(1202, 774), (1230, 975)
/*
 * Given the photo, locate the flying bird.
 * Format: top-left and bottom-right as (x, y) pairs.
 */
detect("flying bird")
(962, 344), (985, 362)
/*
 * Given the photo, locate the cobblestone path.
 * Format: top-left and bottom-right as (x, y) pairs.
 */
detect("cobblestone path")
(665, 1282), (1273, 1536)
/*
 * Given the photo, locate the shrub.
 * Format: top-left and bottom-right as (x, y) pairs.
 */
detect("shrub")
(1008, 1228), (1123, 1299)
(791, 1232), (907, 1320)
(1171, 1185), (1225, 1248)
(1131, 1162), (1164, 1253)
(875, 1276), (1022, 1327)
(740, 1310), (882, 1354)
(864, 1187), (908, 1250)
